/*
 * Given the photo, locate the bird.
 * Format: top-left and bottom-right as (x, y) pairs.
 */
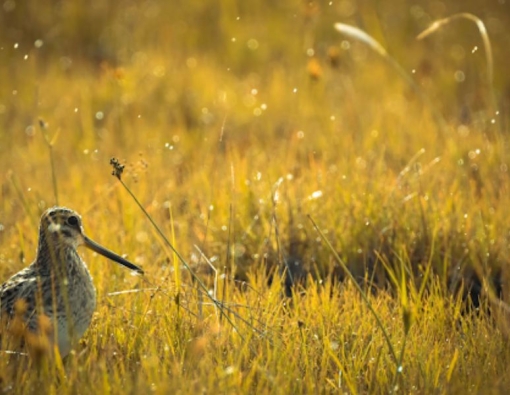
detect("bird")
(0, 206), (144, 358)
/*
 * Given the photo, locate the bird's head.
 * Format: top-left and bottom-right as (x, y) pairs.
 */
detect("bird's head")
(37, 206), (143, 274)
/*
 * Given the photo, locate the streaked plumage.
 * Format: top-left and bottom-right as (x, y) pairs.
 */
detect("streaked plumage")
(0, 207), (143, 357)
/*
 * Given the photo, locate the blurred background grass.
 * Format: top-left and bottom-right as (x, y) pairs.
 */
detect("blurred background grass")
(1, 0), (510, 392)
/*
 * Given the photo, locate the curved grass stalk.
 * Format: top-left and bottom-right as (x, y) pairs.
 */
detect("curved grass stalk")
(334, 23), (449, 139)
(417, 13), (499, 133)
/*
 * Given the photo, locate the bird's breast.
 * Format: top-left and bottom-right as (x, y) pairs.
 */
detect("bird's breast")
(54, 254), (97, 356)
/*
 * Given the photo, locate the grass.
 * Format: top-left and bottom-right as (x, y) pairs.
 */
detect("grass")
(1, 0), (510, 393)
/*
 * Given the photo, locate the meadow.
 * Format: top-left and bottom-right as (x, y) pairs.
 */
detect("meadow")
(1, 0), (510, 393)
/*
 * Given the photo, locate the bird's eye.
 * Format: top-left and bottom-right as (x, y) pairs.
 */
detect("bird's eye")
(67, 215), (79, 226)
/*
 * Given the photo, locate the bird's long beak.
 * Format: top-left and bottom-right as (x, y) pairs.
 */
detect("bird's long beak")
(83, 235), (144, 274)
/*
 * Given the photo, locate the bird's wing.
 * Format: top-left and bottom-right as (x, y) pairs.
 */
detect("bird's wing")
(0, 267), (39, 317)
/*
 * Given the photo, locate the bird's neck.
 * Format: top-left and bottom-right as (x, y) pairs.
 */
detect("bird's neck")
(35, 237), (80, 276)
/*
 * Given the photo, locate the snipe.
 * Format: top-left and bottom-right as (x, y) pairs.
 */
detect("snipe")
(0, 207), (143, 358)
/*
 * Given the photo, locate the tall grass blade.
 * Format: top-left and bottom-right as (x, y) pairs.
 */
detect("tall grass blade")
(308, 215), (399, 366)
(39, 119), (59, 205)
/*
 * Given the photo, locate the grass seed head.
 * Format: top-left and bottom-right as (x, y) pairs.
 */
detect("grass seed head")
(110, 157), (125, 180)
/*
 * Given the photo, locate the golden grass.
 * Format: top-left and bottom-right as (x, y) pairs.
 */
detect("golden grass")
(1, 0), (510, 393)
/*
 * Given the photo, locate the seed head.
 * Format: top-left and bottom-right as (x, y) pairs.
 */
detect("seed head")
(110, 157), (125, 180)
